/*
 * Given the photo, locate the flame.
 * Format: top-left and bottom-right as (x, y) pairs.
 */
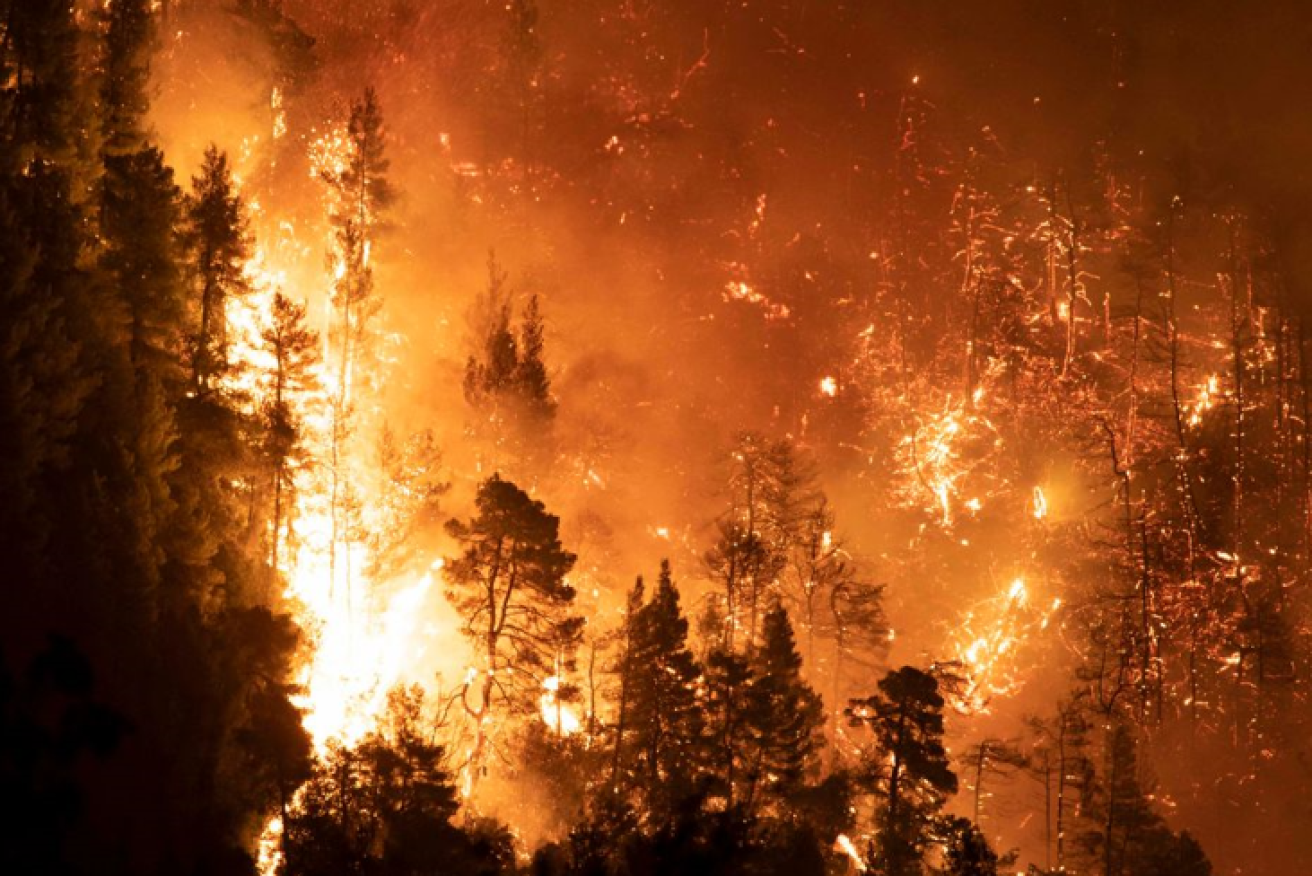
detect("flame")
(835, 834), (868, 871)
(1187, 374), (1220, 427)
(221, 125), (466, 763)
(309, 125), (354, 185)
(723, 279), (792, 320)
(948, 576), (1059, 713)
(819, 375), (838, 397)
(540, 675), (581, 736)
(1032, 485), (1048, 520)
(270, 86), (287, 140)
(256, 816), (283, 876)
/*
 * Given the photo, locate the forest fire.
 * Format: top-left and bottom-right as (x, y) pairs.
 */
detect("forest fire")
(947, 577), (1063, 714)
(3, 2), (1310, 875)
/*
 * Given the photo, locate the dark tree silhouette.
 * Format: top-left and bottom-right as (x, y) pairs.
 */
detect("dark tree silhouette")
(848, 666), (957, 876)
(445, 474), (581, 799)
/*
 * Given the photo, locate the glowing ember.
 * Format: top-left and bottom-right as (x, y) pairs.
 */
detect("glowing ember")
(723, 279), (792, 320)
(1188, 374), (1221, 427)
(947, 576), (1060, 713)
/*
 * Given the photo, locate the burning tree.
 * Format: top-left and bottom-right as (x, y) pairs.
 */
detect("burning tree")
(259, 292), (320, 577)
(185, 145), (251, 395)
(281, 685), (513, 876)
(315, 85), (394, 597)
(705, 432), (816, 650)
(1073, 724), (1213, 876)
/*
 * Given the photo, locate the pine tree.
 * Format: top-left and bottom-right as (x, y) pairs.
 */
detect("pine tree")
(609, 576), (644, 787)
(0, 152), (89, 595)
(94, 141), (187, 628)
(847, 666), (957, 876)
(515, 294), (556, 424)
(260, 292), (320, 577)
(463, 261), (557, 476)
(959, 738), (1026, 829)
(941, 816), (1004, 876)
(705, 433), (814, 650)
(444, 474), (581, 801)
(368, 426), (449, 582)
(704, 644), (755, 811)
(1075, 723), (1212, 876)
(319, 86), (393, 594)
(463, 256), (516, 406)
(779, 496), (887, 762)
(282, 685), (482, 876)
(620, 560), (705, 820)
(100, 145), (187, 388)
(741, 603), (824, 813)
(167, 147), (261, 617)
(100, 0), (154, 157)
(235, 680), (313, 861)
(4, 0), (82, 167)
(186, 145), (250, 394)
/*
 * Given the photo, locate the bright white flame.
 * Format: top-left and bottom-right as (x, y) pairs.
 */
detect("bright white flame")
(1008, 577), (1027, 605)
(257, 816), (283, 876)
(1032, 485), (1048, 520)
(836, 834), (867, 871)
(540, 675), (581, 735)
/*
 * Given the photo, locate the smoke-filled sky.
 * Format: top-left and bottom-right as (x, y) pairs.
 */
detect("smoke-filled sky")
(150, 1), (1312, 870)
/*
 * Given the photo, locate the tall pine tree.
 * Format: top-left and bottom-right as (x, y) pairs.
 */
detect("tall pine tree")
(616, 560), (704, 821)
(847, 666), (957, 876)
